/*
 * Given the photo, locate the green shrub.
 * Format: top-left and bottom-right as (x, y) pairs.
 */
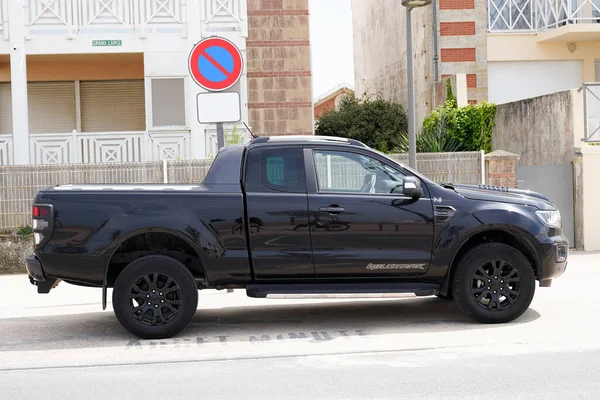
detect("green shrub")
(16, 225), (32, 237)
(315, 93), (408, 153)
(422, 81), (496, 153)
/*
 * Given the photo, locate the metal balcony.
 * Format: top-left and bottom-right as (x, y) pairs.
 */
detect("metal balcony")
(488, 0), (600, 32)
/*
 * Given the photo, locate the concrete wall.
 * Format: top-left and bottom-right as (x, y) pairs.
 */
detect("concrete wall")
(351, 0), (488, 128)
(493, 89), (585, 249)
(246, 0), (314, 136)
(576, 146), (600, 251)
(492, 90), (577, 166)
(488, 60), (582, 105)
(488, 34), (600, 83)
(351, 0), (432, 126)
(0, 235), (31, 274)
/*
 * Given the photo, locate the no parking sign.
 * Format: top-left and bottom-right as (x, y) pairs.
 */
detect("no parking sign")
(188, 37), (244, 92)
(188, 36), (245, 150)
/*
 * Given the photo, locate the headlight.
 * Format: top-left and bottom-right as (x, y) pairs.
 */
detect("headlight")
(536, 210), (561, 228)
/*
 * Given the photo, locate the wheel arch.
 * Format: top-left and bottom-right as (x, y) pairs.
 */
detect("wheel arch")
(439, 228), (542, 297)
(102, 228), (206, 310)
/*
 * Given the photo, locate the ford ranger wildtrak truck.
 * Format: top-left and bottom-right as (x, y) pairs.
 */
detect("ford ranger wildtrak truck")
(26, 136), (568, 339)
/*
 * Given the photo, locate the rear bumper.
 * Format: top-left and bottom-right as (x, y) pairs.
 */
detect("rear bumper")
(26, 255), (59, 294)
(26, 255), (45, 282)
(538, 238), (568, 287)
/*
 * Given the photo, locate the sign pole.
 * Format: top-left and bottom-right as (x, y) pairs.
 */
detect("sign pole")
(216, 122), (225, 150)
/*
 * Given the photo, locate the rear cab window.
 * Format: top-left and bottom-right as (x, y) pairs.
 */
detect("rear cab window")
(245, 147), (307, 193)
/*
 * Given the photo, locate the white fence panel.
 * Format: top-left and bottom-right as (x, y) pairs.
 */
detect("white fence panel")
(29, 133), (76, 165)
(25, 0), (76, 36)
(78, 0), (133, 33)
(201, 0), (247, 37)
(134, 0), (186, 35)
(0, 134), (12, 166)
(148, 131), (191, 160)
(80, 132), (144, 163)
(24, 0), (187, 36)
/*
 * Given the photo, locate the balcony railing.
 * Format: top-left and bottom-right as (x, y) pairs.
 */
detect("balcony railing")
(24, 0), (187, 37)
(0, 0), (248, 40)
(489, 0), (600, 31)
(584, 83), (600, 142)
(0, 0), (7, 39)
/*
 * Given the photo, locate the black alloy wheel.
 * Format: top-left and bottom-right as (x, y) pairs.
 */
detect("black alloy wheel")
(453, 243), (535, 324)
(471, 260), (521, 311)
(113, 255), (198, 339)
(128, 272), (182, 326)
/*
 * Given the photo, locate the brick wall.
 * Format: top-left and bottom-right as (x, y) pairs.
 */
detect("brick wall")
(442, 73), (477, 88)
(247, 0), (314, 136)
(439, 0), (475, 9)
(440, 22), (475, 36)
(438, 0), (488, 104)
(441, 48), (476, 62)
(314, 96), (337, 120)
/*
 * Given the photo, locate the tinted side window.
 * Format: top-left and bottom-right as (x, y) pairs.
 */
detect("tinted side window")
(246, 147), (306, 193)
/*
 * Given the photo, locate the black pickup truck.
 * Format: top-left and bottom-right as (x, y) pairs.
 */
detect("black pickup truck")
(26, 136), (568, 339)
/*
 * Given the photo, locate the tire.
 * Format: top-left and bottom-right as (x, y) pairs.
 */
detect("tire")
(112, 255), (198, 339)
(452, 243), (535, 324)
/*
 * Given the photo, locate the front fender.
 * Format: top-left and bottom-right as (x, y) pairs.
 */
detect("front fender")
(436, 204), (546, 296)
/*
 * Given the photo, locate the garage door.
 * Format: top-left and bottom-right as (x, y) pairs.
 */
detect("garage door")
(516, 164), (575, 246)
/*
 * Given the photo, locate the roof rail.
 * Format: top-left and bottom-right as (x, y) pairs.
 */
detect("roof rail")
(251, 135), (367, 147)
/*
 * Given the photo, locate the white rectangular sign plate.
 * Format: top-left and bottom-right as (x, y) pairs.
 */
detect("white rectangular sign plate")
(197, 92), (241, 124)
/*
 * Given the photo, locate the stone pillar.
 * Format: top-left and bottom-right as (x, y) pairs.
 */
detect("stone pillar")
(485, 150), (520, 188)
(453, 74), (468, 107)
(8, 0), (30, 165)
(246, 0), (313, 136)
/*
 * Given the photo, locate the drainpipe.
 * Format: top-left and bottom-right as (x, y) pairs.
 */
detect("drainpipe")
(432, 0), (439, 81)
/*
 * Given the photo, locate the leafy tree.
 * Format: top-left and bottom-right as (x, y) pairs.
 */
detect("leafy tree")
(315, 93), (408, 153)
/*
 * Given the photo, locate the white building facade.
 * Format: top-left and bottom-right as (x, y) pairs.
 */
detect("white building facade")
(0, 0), (249, 165)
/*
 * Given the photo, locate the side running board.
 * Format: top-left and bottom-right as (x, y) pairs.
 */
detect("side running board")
(246, 282), (439, 299)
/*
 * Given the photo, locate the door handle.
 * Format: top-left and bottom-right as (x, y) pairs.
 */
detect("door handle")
(320, 206), (346, 214)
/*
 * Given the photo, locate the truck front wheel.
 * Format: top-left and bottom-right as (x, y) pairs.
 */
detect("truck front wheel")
(452, 243), (535, 324)
(112, 255), (198, 339)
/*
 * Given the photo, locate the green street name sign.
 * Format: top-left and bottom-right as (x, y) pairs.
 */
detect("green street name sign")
(92, 40), (122, 47)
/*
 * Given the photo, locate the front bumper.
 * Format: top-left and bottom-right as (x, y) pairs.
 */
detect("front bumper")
(26, 255), (59, 294)
(538, 239), (568, 287)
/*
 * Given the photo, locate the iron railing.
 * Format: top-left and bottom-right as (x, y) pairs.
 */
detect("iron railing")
(584, 83), (600, 142)
(489, 0), (600, 31)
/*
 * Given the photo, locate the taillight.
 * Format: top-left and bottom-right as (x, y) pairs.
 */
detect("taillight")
(32, 204), (53, 249)
(33, 206), (50, 218)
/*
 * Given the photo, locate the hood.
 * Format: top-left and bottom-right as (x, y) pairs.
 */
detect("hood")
(444, 184), (556, 210)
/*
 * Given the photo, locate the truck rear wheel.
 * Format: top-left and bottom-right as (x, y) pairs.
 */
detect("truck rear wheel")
(112, 255), (198, 339)
(452, 243), (535, 324)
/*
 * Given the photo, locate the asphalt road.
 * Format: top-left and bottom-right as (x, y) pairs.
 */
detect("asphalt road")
(1, 252), (599, 399)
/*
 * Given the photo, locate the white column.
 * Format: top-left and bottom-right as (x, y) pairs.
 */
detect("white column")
(8, 0), (29, 165)
(186, 0), (205, 159)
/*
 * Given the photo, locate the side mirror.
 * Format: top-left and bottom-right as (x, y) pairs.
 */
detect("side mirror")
(403, 176), (422, 198)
